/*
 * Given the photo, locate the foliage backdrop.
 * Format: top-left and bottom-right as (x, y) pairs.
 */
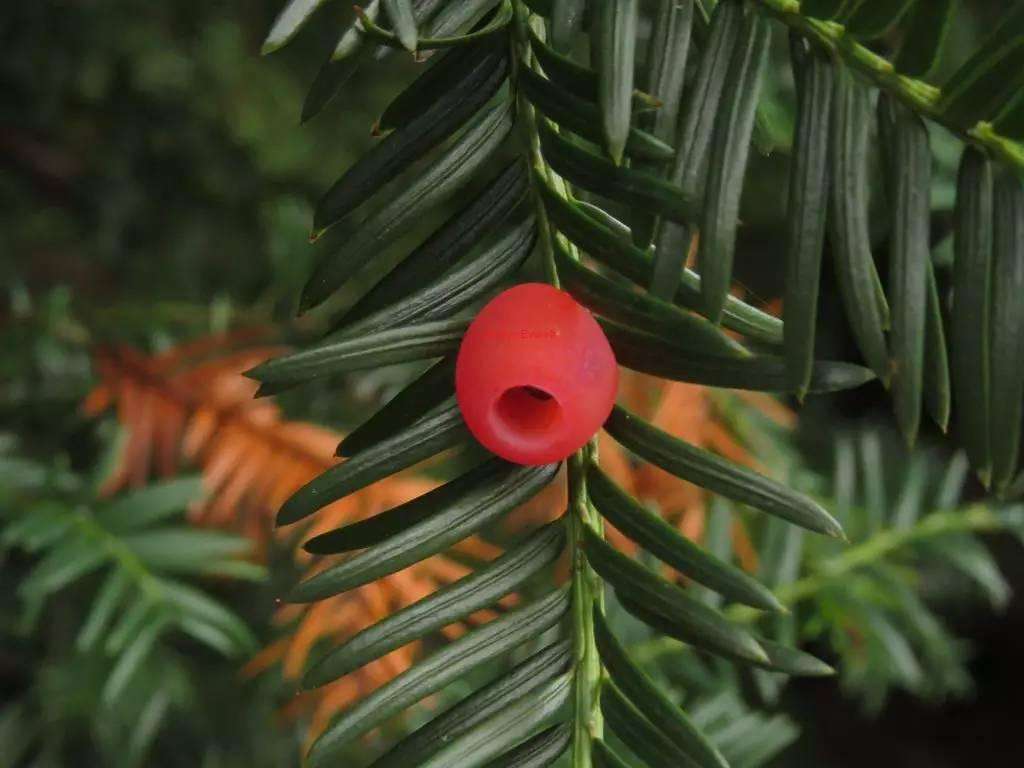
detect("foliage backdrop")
(2, 1), (1024, 766)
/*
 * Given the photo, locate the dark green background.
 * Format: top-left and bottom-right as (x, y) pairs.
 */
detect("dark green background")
(2, 1), (1021, 765)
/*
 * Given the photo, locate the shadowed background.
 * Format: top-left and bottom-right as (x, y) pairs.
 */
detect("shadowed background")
(2, 1), (1021, 765)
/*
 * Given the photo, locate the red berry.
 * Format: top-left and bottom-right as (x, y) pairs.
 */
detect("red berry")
(455, 283), (619, 465)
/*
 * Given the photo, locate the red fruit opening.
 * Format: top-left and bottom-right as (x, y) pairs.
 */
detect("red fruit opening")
(492, 386), (563, 438)
(455, 283), (618, 465)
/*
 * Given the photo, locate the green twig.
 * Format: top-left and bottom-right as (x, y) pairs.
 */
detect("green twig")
(566, 445), (604, 767)
(512, 5), (605, 764)
(631, 502), (1010, 664)
(754, 0), (1024, 171)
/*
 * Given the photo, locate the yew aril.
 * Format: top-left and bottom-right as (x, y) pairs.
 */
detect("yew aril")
(455, 283), (619, 465)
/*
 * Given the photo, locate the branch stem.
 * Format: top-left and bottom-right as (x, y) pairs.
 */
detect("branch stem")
(754, 0), (1024, 171)
(512, 5), (604, 764)
(631, 502), (1008, 664)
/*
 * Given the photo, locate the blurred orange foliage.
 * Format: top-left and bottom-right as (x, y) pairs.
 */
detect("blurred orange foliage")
(83, 331), (501, 738)
(83, 330), (791, 739)
(510, 370), (792, 573)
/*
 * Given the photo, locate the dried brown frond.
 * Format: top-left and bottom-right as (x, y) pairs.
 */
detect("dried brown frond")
(499, 368), (790, 577)
(83, 329), (792, 739)
(83, 331), (520, 739)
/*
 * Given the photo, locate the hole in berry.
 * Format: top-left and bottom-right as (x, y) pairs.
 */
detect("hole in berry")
(493, 385), (563, 438)
(521, 386), (553, 401)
